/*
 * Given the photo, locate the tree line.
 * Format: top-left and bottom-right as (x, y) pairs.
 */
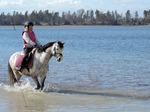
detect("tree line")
(0, 9), (150, 26)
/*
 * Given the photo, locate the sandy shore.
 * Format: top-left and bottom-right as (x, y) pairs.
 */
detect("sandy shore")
(0, 24), (150, 27)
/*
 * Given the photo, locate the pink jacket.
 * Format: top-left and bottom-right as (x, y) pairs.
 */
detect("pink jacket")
(22, 31), (35, 47)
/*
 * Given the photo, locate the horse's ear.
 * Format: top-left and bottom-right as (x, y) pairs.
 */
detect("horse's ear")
(57, 41), (65, 47)
(57, 41), (60, 44)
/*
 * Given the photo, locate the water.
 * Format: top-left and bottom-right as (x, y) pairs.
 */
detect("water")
(0, 26), (150, 111)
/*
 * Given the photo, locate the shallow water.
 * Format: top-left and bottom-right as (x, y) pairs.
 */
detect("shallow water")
(0, 26), (150, 111)
(0, 80), (150, 112)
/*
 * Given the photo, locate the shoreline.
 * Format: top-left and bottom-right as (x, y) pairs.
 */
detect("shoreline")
(0, 25), (150, 27)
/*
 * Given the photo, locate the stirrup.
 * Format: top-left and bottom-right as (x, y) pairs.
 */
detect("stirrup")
(17, 66), (21, 71)
(17, 66), (24, 72)
(17, 68), (22, 72)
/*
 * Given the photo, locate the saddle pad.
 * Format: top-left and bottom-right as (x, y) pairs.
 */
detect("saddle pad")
(15, 55), (24, 68)
(15, 54), (33, 69)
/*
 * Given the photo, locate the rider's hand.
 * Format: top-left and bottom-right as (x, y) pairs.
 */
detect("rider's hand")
(34, 44), (39, 48)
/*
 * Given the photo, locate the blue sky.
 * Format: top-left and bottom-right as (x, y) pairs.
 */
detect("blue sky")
(0, 0), (149, 16)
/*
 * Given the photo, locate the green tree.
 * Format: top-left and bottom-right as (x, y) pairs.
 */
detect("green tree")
(53, 12), (60, 25)
(95, 10), (100, 24)
(90, 10), (94, 24)
(125, 10), (131, 24)
(77, 9), (84, 24)
(61, 12), (65, 25)
(134, 11), (139, 24)
(72, 12), (77, 25)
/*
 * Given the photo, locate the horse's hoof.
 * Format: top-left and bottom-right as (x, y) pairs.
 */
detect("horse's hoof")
(35, 87), (40, 90)
(41, 87), (44, 91)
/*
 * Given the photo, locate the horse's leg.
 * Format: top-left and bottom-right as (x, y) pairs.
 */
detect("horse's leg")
(13, 70), (22, 83)
(40, 75), (46, 90)
(8, 62), (15, 86)
(32, 76), (41, 89)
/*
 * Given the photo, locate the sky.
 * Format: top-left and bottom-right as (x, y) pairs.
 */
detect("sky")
(0, 0), (150, 16)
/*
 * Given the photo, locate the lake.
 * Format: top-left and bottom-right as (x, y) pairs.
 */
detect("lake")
(0, 26), (150, 112)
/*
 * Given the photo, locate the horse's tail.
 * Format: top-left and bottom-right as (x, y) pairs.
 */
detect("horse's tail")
(8, 61), (15, 86)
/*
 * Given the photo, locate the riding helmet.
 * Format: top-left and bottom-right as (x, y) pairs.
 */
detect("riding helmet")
(24, 21), (34, 27)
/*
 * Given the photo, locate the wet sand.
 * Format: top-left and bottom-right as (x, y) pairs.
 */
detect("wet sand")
(0, 82), (150, 112)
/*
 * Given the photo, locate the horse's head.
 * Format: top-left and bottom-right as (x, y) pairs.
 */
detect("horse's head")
(52, 41), (65, 62)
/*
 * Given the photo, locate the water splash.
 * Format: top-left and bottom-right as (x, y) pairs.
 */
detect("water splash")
(0, 78), (33, 92)
(0, 78), (60, 93)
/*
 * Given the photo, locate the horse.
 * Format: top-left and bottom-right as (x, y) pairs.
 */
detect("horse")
(8, 41), (64, 90)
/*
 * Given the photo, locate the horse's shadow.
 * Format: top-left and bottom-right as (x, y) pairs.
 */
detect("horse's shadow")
(43, 88), (150, 100)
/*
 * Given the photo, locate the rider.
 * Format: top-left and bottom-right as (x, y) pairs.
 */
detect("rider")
(18, 21), (42, 71)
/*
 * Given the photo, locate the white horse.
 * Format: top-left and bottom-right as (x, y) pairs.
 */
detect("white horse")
(8, 41), (64, 90)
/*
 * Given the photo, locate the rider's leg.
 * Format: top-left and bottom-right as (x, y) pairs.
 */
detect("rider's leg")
(18, 48), (33, 70)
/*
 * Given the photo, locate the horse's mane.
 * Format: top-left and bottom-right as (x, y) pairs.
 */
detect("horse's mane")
(39, 41), (56, 52)
(38, 41), (64, 52)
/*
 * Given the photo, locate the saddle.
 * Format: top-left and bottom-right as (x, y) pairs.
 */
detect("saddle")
(15, 48), (36, 70)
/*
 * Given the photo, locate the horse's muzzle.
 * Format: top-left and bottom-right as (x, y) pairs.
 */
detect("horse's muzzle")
(56, 53), (63, 62)
(57, 57), (62, 62)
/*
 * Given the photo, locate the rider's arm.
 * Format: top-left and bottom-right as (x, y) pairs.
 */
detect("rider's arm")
(35, 36), (42, 47)
(23, 32), (36, 46)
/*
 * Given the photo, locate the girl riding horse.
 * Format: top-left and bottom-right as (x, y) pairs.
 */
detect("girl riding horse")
(18, 21), (42, 71)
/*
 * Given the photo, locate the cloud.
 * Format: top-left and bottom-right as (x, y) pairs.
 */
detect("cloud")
(0, 1), (8, 6)
(48, 0), (81, 5)
(37, 0), (83, 13)
(0, 0), (23, 6)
